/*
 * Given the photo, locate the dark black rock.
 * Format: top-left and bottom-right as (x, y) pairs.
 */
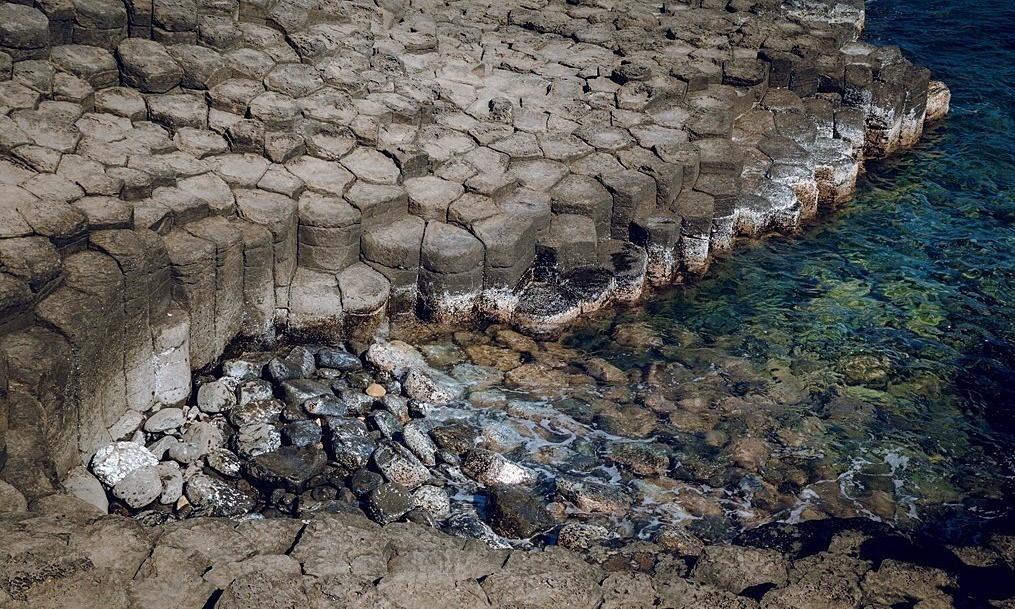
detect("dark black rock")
(430, 422), (479, 455)
(244, 445), (328, 491)
(282, 419), (322, 448)
(366, 482), (412, 524)
(316, 348), (362, 371)
(486, 486), (556, 539)
(368, 410), (402, 439)
(228, 398), (284, 428)
(324, 417), (376, 469)
(335, 387), (375, 415)
(350, 468), (383, 496)
(302, 394), (348, 417)
(280, 378), (331, 408)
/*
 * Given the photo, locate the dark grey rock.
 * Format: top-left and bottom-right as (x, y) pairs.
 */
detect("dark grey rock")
(486, 485), (556, 539)
(350, 468), (383, 497)
(282, 419), (322, 448)
(280, 378), (331, 408)
(245, 445), (328, 491)
(368, 409), (402, 439)
(228, 398), (284, 428)
(237, 379), (274, 405)
(303, 394), (348, 417)
(372, 440), (430, 490)
(316, 348), (362, 371)
(366, 482), (412, 524)
(234, 421), (282, 459)
(325, 416), (375, 469)
(185, 472), (255, 516)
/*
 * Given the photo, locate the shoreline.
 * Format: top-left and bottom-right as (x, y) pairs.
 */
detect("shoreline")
(0, 0), (993, 606)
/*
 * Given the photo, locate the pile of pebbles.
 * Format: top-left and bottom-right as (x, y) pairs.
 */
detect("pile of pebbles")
(87, 338), (605, 548)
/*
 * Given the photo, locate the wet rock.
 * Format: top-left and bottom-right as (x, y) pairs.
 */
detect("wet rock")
(603, 441), (670, 476)
(221, 357), (265, 381)
(557, 522), (613, 550)
(228, 398), (283, 427)
(185, 472), (255, 516)
(303, 394), (348, 417)
(267, 346), (316, 382)
(403, 366), (464, 405)
(282, 419), (322, 448)
(280, 378), (331, 408)
(325, 416), (376, 470)
(366, 340), (426, 378)
(401, 422), (438, 467)
(554, 475), (632, 513)
(486, 486), (556, 539)
(91, 441), (159, 486)
(350, 468), (384, 497)
(462, 448), (535, 486)
(112, 464), (161, 508)
(366, 482), (413, 524)
(316, 347), (362, 371)
(196, 379), (237, 413)
(442, 509), (512, 549)
(245, 445), (328, 491)
(368, 441), (429, 492)
(234, 421), (282, 458)
(412, 484), (451, 520)
(381, 394), (410, 422)
(368, 409), (402, 439)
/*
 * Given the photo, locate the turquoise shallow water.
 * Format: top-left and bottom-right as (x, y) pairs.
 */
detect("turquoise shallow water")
(561, 0), (1015, 542)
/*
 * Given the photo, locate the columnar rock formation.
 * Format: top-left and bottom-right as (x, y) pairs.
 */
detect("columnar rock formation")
(0, 0), (946, 499)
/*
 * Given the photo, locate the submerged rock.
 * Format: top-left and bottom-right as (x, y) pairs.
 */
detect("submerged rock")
(463, 448), (535, 486)
(486, 486), (556, 539)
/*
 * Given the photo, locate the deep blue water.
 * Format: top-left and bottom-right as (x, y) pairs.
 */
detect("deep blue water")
(564, 0), (1015, 542)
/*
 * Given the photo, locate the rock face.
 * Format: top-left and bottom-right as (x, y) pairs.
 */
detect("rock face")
(0, 507), (992, 609)
(0, 0), (944, 536)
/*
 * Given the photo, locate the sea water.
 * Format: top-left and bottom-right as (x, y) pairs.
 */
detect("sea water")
(565, 0), (1015, 542)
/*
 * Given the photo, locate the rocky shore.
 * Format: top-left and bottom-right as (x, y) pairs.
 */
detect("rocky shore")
(0, 0), (968, 604)
(2, 490), (1014, 608)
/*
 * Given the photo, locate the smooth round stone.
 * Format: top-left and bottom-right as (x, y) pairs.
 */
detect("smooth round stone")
(168, 441), (202, 464)
(365, 383), (386, 398)
(206, 447), (242, 478)
(112, 464), (162, 509)
(156, 462), (183, 505)
(367, 482), (412, 524)
(196, 379), (237, 413)
(144, 407), (185, 433)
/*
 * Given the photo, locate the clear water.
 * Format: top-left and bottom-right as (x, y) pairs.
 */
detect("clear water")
(402, 0), (1015, 546)
(560, 0), (1015, 543)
